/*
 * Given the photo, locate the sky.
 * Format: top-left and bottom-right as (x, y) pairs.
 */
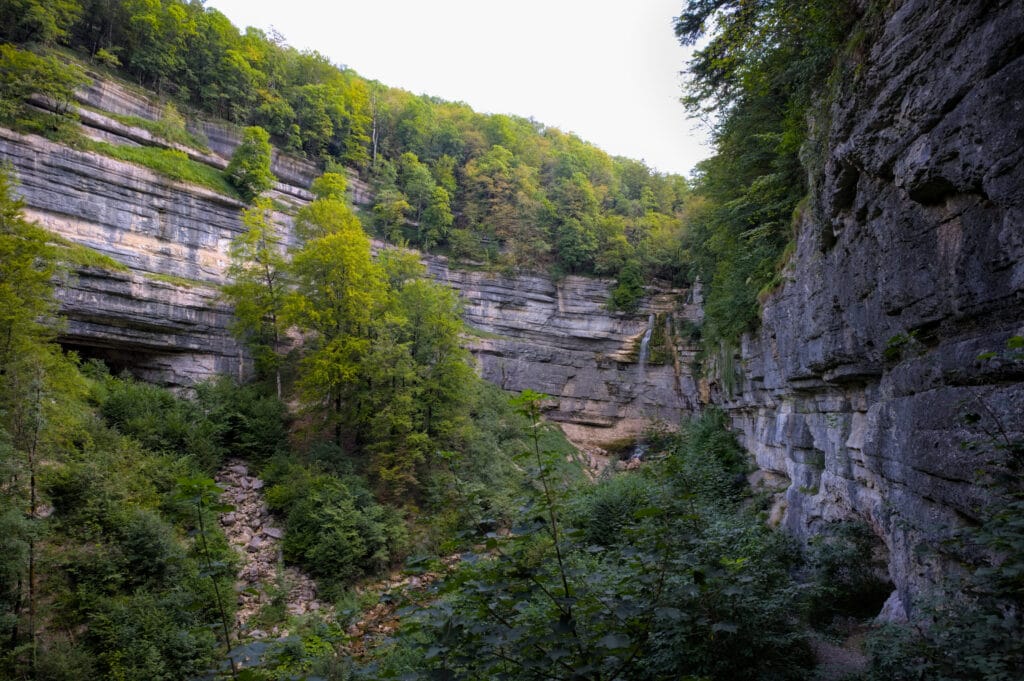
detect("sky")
(206, 0), (713, 177)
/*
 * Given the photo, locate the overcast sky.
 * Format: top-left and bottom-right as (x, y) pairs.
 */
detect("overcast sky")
(207, 0), (712, 177)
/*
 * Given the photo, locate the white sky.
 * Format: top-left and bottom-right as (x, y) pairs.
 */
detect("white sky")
(207, 0), (713, 177)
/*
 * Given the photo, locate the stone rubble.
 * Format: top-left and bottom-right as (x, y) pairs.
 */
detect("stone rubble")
(215, 460), (328, 638)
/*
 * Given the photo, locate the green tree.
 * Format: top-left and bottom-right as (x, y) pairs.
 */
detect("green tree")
(0, 167), (87, 677)
(0, 44), (87, 128)
(0, 0), (82, 45)
(431, 153), (458, 196)
(294, 194), (361, 242)
(0, 169), (59, 365)
(285, 197), (385, 444)
(225, 125), (275, 202)
(419, 186), (453, 250)
(310, 170), (347, 200)
(674, 0), (859, 344)
(223, 198), (289, 397)
(373, 187), (412, 243)
(398, 151), (436, 222)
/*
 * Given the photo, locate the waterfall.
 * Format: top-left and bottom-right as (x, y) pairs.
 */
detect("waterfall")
(637, 313), (655, 381)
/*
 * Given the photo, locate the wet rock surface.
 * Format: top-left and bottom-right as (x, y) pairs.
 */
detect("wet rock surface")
(216, 460), (327, 637)
(424, 257), (704, 447)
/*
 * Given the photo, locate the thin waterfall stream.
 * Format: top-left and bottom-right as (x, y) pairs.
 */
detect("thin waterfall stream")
(637, 313), (655, 381)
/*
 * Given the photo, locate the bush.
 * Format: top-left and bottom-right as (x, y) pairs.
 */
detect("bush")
(87, 589), (218, 681)
(666, 407), (749, 507)
(807, 520), (892, 626)
(570, 472), (658, 546)
(99, 374), (225, 470)
(0, 44), (86, 124)
(608, 259), (644, 311)
(266, 466), (408, 596)
(96, 373), (288, 471)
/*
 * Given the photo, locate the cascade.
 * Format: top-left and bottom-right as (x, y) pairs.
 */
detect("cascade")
(637, 313), (655, 381)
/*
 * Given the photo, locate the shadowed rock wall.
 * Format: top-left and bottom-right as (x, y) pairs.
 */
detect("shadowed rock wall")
(717, 0), (1024, 618)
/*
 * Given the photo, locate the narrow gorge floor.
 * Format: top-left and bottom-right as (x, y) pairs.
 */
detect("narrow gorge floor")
(216, 460), (328, 639)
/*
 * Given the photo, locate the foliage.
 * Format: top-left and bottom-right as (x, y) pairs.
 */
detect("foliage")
(0, 44), (86, 134)
(45, 232), (129, 271)
(361, 406), (813, 680)
(106, 105), (209, 150)
(6, 2), (699, 296)
(607, 258), (644, 312)
(99, 371), (287, 472)
(263, 463), (408, 598)
(0, 0), (82, 46)
(806, 520), (892, 627)
(226, 125), (275, 202)
(223, 198), (289, 397)
(675, 0), (862, 346)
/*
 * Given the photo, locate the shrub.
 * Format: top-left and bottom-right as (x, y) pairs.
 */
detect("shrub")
(266, 467), (408, 596)
(666, 407), (749, 507)
(807, 520), (892, 626)
(570, 472), (658, 546)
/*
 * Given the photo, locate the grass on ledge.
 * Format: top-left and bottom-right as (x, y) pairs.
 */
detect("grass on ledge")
(84, 140), (239, 199)
(47, 233), (129, 271)
(144, 271), (221, 289)
(97, 109), (211, 152)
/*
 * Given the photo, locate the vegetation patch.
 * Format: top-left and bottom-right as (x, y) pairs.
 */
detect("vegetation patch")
(104, 105), (210, 151)
(144, 271), (218, 289)
(46, 232), (128, 271)
(83, 139), (240, 198)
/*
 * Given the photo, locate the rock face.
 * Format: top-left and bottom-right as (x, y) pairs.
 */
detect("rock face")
(424, 257), (702, 447)
(0, 126), (251, 384)
(718, 0), (1024, 618)
(9, 3), (1018, 618)
(2, 76), (317, 385)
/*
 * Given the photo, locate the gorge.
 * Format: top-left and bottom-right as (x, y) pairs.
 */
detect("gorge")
(1, 0), (1022, 663)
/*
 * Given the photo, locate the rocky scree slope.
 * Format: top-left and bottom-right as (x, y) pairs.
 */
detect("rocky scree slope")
(719, 0), (1024, 619)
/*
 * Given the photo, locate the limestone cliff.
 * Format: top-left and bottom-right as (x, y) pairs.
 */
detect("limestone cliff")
(718, 0), (1024, 618)
(423, 258), (701, 448)
(1, 74), (698, 445)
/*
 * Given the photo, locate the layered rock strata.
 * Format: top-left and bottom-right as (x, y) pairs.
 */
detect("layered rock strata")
(718, 0), (1024, 618)
(3, 75), (316, 385)
(425, 257), (702, 446)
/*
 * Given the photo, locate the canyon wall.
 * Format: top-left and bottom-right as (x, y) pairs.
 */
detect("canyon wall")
(718, 0), (1024, 618)
(5, 0), (1020, 617)
(1, 75), (699, 445)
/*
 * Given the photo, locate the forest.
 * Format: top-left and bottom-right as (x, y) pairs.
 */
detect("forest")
(2, 0), (1023, 679)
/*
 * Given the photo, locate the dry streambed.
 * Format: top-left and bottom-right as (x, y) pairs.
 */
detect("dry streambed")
(216, 460), (327, 638)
